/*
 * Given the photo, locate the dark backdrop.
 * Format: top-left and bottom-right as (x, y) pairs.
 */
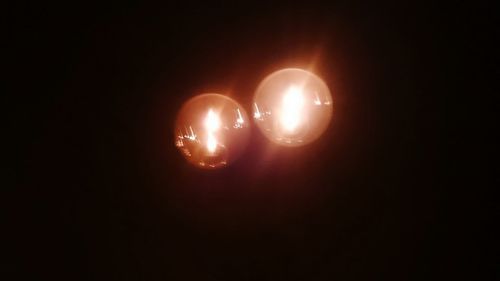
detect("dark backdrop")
(8, 1), (494, 280)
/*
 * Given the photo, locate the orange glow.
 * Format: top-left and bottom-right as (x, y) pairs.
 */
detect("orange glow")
(253, 68), (333, 146)
(175, 94), (250, 169)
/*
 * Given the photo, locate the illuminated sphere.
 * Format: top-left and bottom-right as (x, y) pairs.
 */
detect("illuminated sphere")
(253, 68), (333, 146)
(174, 93), (250, 169)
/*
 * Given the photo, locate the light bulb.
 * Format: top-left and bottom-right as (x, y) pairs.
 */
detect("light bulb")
(253, 68), (333, 146)
(174, 93), (250, 169)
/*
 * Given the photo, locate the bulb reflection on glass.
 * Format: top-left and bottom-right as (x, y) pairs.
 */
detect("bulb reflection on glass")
(253, 68), (333, 146)
(175, 93), (250, 169)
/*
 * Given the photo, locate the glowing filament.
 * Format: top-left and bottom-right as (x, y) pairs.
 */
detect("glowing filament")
(204, 109), (221, 153)
(236, 108), (244, 124)
(188, 126), (196, 140)
(314, 92), (322, 105)
(280, 85), (304, 132)
(253, 103), (262, 119)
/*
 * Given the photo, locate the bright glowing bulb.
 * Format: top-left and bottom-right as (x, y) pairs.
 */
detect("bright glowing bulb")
(253, 68), (333, 146)
(175, 93), (250, 169)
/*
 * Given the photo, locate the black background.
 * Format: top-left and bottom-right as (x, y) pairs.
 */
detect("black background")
(8, 1), (495, 280)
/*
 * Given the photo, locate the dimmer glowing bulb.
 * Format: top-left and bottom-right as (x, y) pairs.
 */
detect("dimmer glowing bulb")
(175, 94), (250, 169)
